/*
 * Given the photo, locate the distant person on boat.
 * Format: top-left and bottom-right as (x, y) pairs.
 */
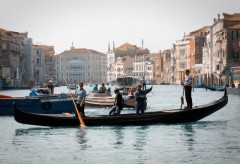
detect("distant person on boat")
(99, 83), (107, 93)
(128, 88), (135, 98)
(183, 69), (193, 110)
(109, 89), (123, 116)
(76, 82), (86, 117)
(92, 84), (99, 93)
(47, 80), (54, 95)
(106, 86), (111, 94)
(135, 84), (147, 114)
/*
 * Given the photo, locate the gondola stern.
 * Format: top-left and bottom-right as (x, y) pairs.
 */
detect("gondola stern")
(224, 87), (228, 97)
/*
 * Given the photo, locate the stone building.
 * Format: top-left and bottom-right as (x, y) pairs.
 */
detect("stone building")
(32, 45), (55, 86)
(53, 54), (61, 85)
(58, 48), (106, 85)
(208, 13), (240, 86)
(106, 42), (150, 82)
(0, 28), (32, 89)
(133, 53), (155, 84)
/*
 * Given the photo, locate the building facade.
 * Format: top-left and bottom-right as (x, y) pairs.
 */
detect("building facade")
(106, 42), (150, 82)
(0, 28), (32, 89)
(59, 48), (106, 85)
(32, 45), (55, 86)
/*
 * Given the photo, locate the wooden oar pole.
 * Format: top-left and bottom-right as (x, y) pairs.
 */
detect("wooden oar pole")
(64, 78), (86, 127)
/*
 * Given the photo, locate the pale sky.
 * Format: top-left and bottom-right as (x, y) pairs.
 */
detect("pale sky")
(0, 0), (239, 54)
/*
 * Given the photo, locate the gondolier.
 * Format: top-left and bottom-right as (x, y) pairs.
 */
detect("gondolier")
(183, 69), (193, 110)
(76, 82), (86, 117)
(135, 84), (147, 114)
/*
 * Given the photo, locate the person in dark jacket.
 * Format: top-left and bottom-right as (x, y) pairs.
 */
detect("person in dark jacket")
(109, 89), (123, 116)
(135, 84), (146, 114)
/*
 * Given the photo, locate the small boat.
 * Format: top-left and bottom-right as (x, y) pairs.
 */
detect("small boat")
(68, 84), (77, 90)
(0, 94), (75, 115)
(203, 85), (224, 91)
(85, 95), (135, 107)
(13, 88), (228, 127)
(85, 86), (152, 107)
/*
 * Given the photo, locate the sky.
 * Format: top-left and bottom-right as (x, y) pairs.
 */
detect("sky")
(0, 0), (239, 54)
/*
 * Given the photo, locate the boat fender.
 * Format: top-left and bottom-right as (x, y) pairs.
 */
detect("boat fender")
(43, 102), (52, 110)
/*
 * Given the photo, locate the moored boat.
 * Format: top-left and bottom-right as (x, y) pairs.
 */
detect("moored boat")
(0, 94), (75, 115)
(85, 86), (152, 107)
(202, 84), (224, 91)
(85, 95), (135, 107)
(13, 88), (228, 127)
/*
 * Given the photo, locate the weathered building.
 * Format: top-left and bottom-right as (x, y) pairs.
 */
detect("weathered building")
(209, 13), (240, 86)
(106, 42), (150, 82)
(32, 45), (55, 86)
(0, 28), (32, 89)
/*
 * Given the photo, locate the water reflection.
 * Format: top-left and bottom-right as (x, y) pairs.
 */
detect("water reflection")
(15, 127), (56, 136)
(113, 126), (125, 148)
(133, 126), (149, 151)
(181, 124), (195, 151)
(75, 127), (88, 147)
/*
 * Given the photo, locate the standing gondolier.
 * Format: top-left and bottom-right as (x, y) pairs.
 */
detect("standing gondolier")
(135, 84), (147, 114)
(76, 82), (86, 117)
(183, 69), (193, 110)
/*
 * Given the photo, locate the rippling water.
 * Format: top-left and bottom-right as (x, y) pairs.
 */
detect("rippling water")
(0, 85), (240, 163)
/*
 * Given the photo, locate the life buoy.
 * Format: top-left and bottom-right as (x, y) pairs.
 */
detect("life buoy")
(43, 102), (52, 110)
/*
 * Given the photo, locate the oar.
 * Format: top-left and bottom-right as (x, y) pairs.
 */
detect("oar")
(180, 88), (185, 109)
(64, 78), (86, 127)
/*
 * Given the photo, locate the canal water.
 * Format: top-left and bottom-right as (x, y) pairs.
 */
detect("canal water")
(0, 85), (239, 163)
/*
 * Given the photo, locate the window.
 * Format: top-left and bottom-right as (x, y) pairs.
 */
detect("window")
(232, 31), (237, 39)
(2, 59), (6, 66)
(180, 62), (185, 68)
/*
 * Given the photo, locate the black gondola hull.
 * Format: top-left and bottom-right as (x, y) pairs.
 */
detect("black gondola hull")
(13, 88), (228, 127)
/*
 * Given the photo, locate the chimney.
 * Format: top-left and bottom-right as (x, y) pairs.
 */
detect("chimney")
(218, 14), (220, 20)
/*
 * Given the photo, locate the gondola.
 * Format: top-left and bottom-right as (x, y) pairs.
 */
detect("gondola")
(13, 88), (228, 127)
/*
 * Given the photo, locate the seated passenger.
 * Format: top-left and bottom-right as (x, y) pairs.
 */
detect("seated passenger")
(92, 84), (99, 93)
(99, 83), (107, 93)
(128, 88), (135, 98)
(106, 86), (111, 94)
